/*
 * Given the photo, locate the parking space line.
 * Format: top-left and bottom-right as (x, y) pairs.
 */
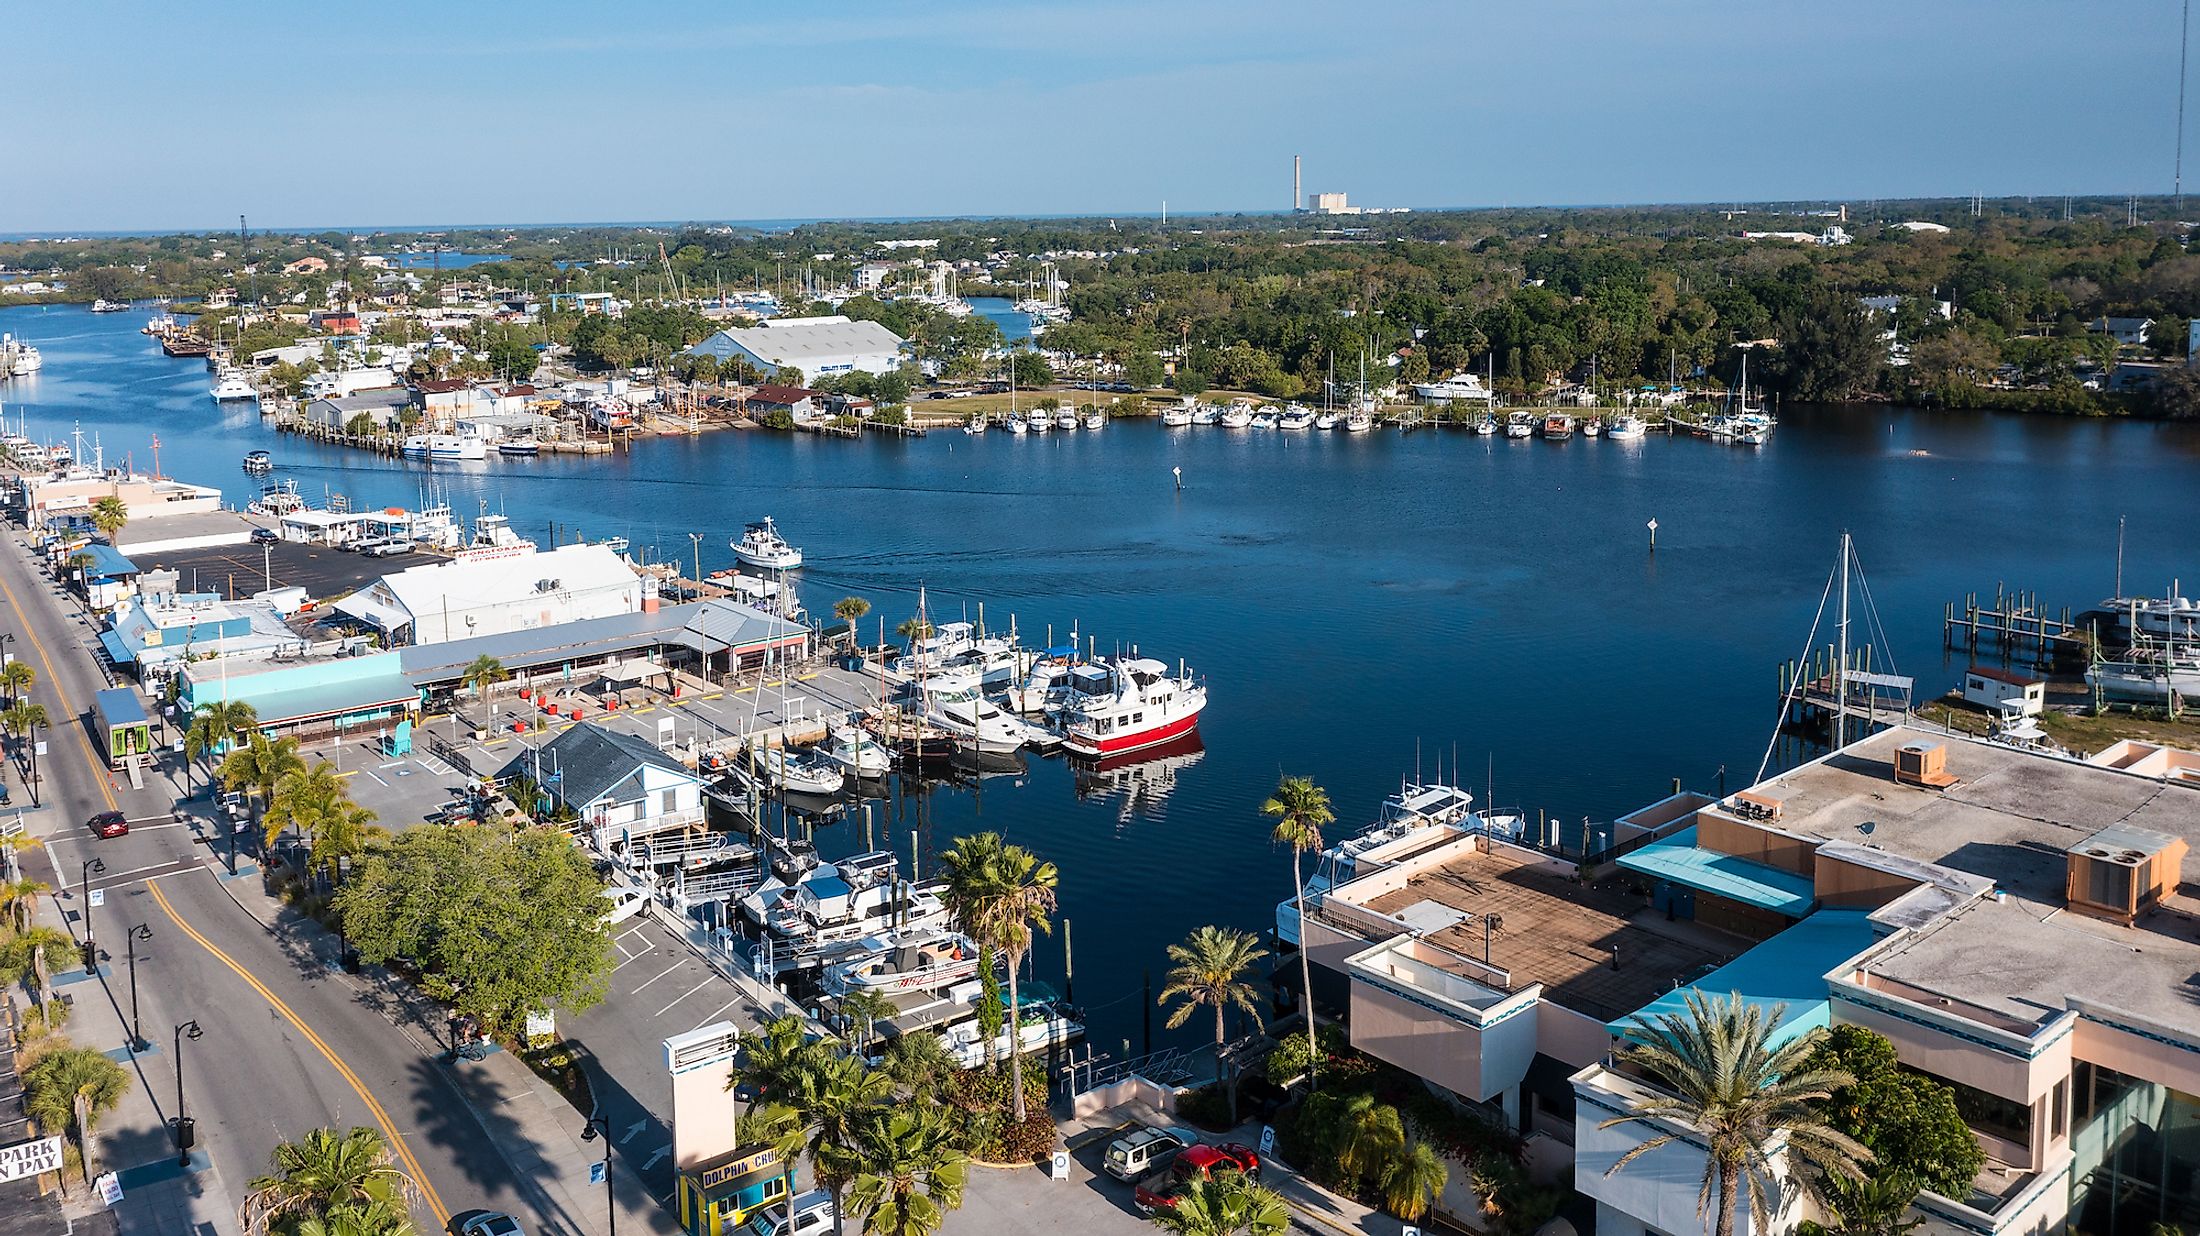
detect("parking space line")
(653, 978), (715, 1018)
(691, 999), (742, 1030)
(357, 768), (389, 788)
(628, 961), (682, 995)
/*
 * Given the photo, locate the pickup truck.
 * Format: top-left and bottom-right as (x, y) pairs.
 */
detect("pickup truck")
(1102, 1125), (1202, 1183)
(1132, 1142), (1261, 1213)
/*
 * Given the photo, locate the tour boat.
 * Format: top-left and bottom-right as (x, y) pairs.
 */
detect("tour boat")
(1059, 656), (1207, 758)
(211, 368), (258, 401)
(1474, 415), (1499, 436)
(242, 449), (273, 473)
(1342, 409), (1373, 433)
(820, 725), (894, 779)
(400, 434), (486, 461)
(732, 517), (802, 569)
(1608, 415), (1646, 440)
(1192, 406), (1222, 426)
(1161, 403), (1194, 428)
(1541, 414), (1575, 440)
(1279, 405), (1315, 430)
(1219, 404), (1252, 429)
(90, 299), (130, 314)
(764, 746), (843, 796)
(1083, 411), (1106, 430)
(1250, 407), (1280, 429)
(1505, 412), (1534, 439)
(1313, 410), (1340, 430)
(496, 438), (541, 458)
(822, 930), (982, 996)
(1056, 409), (1079, 430)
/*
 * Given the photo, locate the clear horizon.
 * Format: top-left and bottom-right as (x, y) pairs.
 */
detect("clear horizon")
(10, 0), (2193, 234)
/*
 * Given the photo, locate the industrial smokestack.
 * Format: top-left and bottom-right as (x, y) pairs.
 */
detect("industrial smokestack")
(1294, 156), (1302, 213)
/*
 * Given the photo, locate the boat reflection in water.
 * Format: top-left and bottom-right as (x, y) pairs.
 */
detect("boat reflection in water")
(1071, 729), (1206, 822)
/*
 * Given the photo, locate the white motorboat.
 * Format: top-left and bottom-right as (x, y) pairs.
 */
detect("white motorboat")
(497, 439), (541, 457)
(1313, 410), (1339, 430)
(1608, 415), (1647, 440)
(91, 299), (130, 313)
(1541, 413), (1575, 440)
(1279, 405), (1315, 430)
(743, 851), (950, 951)
(924, 686), (1028, 755)
(1083, 411), (1106, 430)
(1026, 408), (1051, 432)
(211, 367), (258, 401)
(1219, 404), (1253, 429)
(1412, 374), (1494, 403)
(242, 449), (273, 473)
(1161, 401), (1195, 428)
(7, 344), (41, 376)
(1505, 412), (1534, 438)
(1474, 415), (1499, 436)
(1059, 656), (1207, 759)
(764, 746), (843, 796)
(820, 725), (894, 779)
(732, 517), (802, 569)
(400, 434), (486, 461)
(1192, 405), (1222, 426)
(1055, 409), (1079, 430)
(1342, 409), (1373, 433)
(893, 620), (979, 674)
(1581, 417), (1602, 438)
(247, 479), (305, 516)
(1249, 407), (1279, 429)
(939, 1000), (1085, 1069)
(1008, 416), (1028, 435)
(1003, 645), (1078, 713)
(1734, 413), (1774, 446)
(964, 415), (986, 434)
(822, 930), (982, 995)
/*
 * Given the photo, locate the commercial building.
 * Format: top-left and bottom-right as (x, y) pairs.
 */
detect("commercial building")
(99, 586), (310, 681)
(686, 315), (905, 382)
(334, 543), (643, 647)
(495, 721), (709, 854)
(19, 470), (224, 528)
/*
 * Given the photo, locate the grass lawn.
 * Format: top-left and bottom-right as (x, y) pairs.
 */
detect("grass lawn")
(1917, 693), (2200, 755)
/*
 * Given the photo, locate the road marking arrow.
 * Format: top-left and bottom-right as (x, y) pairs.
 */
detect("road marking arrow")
(643, 1146), (669, 1171)
(621, 1120), (647, 1145)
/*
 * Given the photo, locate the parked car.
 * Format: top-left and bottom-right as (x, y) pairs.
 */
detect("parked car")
(456, 1214), (524, 1236)
(748, 1190), (834, 1236)
(1103, 1125), (1200, 1182)
(88, 810), (129, 839)
(598, 885), (649, 927)
(1133, 1143), (1261, 1213)
(250, 527), (280, 544)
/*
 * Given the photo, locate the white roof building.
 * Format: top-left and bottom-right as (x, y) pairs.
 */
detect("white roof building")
(334, 543), (643, 646)
(688, 315), (905, 381)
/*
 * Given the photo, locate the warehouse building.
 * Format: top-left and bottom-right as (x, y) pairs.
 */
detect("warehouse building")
(686, 315), (905, 381)
(332, 542), (644, 647)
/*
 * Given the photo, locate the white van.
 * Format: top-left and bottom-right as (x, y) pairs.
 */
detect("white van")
(748, 1190), (833, 1236)
(598, 885), (649, 927)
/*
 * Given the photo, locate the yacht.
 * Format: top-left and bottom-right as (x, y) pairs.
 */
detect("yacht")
(1279, 405), (1315, 430)
(496, 438), (541, 458)
(211, 368), (258, 401)
(938, 998), (1085, 1069)
(1608, 414), (1647, 440)
(1058, 656), (1207, 759)
(400, 434), (486, 461)
(742, 852), (951, 955)
(90, 299), (130, 314)
(1026, 408), (1052, 432)
(822, 930), (982, 996)
(1505, 412), (1534, 439)
(1192, 405), (1223, 427)
(1541, 414), (1575, 440)
(732, 517), (802, 569)
(1342, 408), (1373, 433)
(242, 449), (273, 473)
(1313, 409), (1340, 430)
(1160, 402), (1194, 428)
(1734, 414), (1774, 446)
(1083, 410), (1105, 431)
(892, 620), (979, 674)
(763, 746), (843, 796)
(8, 342), (45, 377)
(1219, 404), (1252, 429)
(923, 686), (1028, 755)
(1411, 374), (1494, 403)
(820, 725), (894, 779)
(1473, 414), (1499, 436)
(246, 479), (305, 517)
(1250, 407), (1280, 429)
(1056, 408), (1080, 430)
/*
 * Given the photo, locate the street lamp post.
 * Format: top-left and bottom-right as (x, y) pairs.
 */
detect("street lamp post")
(28, 721), (42, 807)
(580, 1115), (615, 1236)
(79, 857), (105, 972)
(125, 923), (152, 1052)
(173, 1020), (203, 1166)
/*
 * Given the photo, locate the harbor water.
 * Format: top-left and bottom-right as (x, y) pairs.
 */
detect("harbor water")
(7, 301), (2199, 1059)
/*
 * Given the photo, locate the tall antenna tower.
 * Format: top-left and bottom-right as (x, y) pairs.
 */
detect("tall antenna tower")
(2181, 0), (2191, 209)
(1293, 155), (1302, 214)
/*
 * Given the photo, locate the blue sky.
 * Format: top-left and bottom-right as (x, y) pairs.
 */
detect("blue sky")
(8, 0), (2191, 232)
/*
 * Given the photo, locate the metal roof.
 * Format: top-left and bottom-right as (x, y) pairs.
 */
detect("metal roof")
(1616, 825), (1817, 917)
(1609, 910), (1879, 1049)
(495, 721), (699, 809)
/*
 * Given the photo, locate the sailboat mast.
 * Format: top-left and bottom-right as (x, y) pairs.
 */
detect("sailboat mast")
(1835, 532), (1851, 748)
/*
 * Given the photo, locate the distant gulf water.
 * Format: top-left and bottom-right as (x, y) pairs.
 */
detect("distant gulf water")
(8, 300), (2199, 1055)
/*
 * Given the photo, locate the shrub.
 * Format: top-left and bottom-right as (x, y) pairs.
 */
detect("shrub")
(1262, 1024), (1370, 1084)
(1175, 1082), (1235, 1132)
(984, 1111), (1059, 1162)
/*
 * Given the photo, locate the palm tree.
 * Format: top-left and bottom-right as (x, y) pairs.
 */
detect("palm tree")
(877, 1030), (957, 1102)
(737, 1101), (809, 1236)
(937, 832), (1057, 1122)
(293, 1199), (417, 1236)
(1335, 1093), (1406, 1184)
(837, 989), (898, 1056)
(1601, 991), (1871, 1236)
(243, 1126), (417, 1234)
(185, 699), (258, 792)
(2, 702), (48, 793)
(728, 1014), (824, 1111)
(1158, 925), (1267, 1120)
(310, 798), (386, 881)
(1, 871), (51, 933)
(22, 1046), (130, 1186)
(1150, 1172), (1290, 1236)
(1261, 775), (1333, 1090)
(90, 495), (130, 541)
(894, 616), (933, 643)
(1381, 1142), (1449, 1224)
(460, 655), (510, 732)
(790, 1051), (893, 1236)
(841, 1106), (969, 1236)
(834, 597), (872, 651)
(264, 760), (363, 856)
(0, 659), (34, 706)
(937, 831), (1006, 1066)
(2, 925), (77, 1006)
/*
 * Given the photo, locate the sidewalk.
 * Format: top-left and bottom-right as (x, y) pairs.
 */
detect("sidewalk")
(209, 849), (676, 1236)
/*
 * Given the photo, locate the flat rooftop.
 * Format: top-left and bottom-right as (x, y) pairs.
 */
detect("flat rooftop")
(1355, 844), (1735, 1021)
(128, 538), (444, 602)
(1729, 726), (2200, 902)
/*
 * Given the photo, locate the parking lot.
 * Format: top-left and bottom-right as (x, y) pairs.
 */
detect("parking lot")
(128, 536), (443, 602)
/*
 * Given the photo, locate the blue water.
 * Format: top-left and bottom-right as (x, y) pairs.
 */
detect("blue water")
(10, 301), (2200, 1057)
(373, 251), (506, 270)
(964, 296), (1034, 343)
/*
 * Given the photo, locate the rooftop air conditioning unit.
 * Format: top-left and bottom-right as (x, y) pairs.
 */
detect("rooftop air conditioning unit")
(2066, 824), (2186, 925)
(1893, 741), (1958, 789)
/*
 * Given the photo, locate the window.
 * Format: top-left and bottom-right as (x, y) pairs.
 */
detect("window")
(1916, 1068), (2034, 1146)
(2053, 1078), (2068, 1140)
(662, 788), (679, 816)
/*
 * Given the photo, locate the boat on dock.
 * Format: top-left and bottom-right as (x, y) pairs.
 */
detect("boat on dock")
(1275, 779), (1525, 948)
(211, 368), (258, 401)
(1542, 413), (1575, 440)
(8, 342), (44, 377)
(1505, 412), (1533, 438)
(1161, 402), (1195, 428)
(1059, 656), (1206, 759)
(496, 438), (541, 458)
(822, 930), (982, 996)
(1219, 404), (1253, 429)
(763, 746), (843, 796)
(1083, 410), (1106, 431)
(939, 997), (1084, 1068)
(1056, 409), (1080, 430)
(732, 517), (802, 569)
(819, 725), (894, 779)
(1193, 405), (1223, 427)
(1342, 406), (1373, 433)
(1280, 405), (1315, 431)
(1474, 414), (1499, 436)
(1608, 414), (1646, 440)
(923, 686), (1028, 756)
(1250, 407), (1280, 429)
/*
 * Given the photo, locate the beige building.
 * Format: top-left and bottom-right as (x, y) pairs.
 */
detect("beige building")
(21, 470), (225, 527)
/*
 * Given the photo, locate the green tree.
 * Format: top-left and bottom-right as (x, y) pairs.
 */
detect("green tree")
(837, 988), (897, 1056)
(186, 699), (259, 792)
(937, 832), (1058, 1122)
(244, 1126), (416, 1234)
(1150, 1171), (1290, 1236)
(220, 732), (306, 849)
(1601, 992), (1871, 1236)
(333, 823), (612, 1038)
(834, 597), (872, 650)
(1158, 926), (1267, 1120)
(292, 1200), (417, 1236)
(91, 495), (130, 541)
(841, 1106), (969, 1236)
(1798, 1025), (1983, 1202)
(0, 869), (50, 934)
(485, 335), (539, 382)
(460, 655), (510, 732)
(263, 759), (352, 853)
(23, 1046), (130, 1186)
(1125, 351), (1166, 389)
(1, 925), (77, 1005)
(793, 1051), (894, 1236)
(1382, 1142), (1449, 1224)
(1261, 775), (1333, 1089)
(878, 1030), (957, 1102)
(1768, 291), (1885, 401)
(344, 412), (377, 438)
(0, 659), (34, 704)
(1010, 349), (1052, 388)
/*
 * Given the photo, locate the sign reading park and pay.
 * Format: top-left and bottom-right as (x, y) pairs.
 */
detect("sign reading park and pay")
(0, 1135), (63, 1183)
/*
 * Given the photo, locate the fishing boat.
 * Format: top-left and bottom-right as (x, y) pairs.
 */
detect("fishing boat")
(1608, 414), (1646, 440)
(731, 517), (802, 569)
(496, 438), (541, 458)
(400, 434), (486, 461)
(1474, 414), (1499, 436)
(1161, 402), (1195, 428)
(820, 725), (894, 779)
(1083, 411), (1106, 430)
(964, 414), (986, 435)
(822, 930), (982, 995)
(1219, 404), (1252, 429)
(1055, 408), (1078, 430)
(1059, 656), (1207, 759)
(241, 449), (273, 473)
(763, 746), (843, 796)
(1279, 405), (1315, 430)
(1541, 413), (1575, 440)
(1505, 412), (1534, 438)
(247, 479), (306, 517)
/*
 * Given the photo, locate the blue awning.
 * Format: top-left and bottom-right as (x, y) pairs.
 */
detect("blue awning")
(1616, 825), (1816, 917)
(99, 628), (136, 666)
(1609, 910), (1879, 1049)
(78, 542), (139, 581)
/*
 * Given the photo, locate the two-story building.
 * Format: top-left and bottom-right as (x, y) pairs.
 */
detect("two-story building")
(499, 721), (707, 856)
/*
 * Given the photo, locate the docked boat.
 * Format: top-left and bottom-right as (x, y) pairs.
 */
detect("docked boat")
(1059, 656), (1206, 759)
(90, 299), (130, 314)
(1026, 408), (1052, 432)
(496, 438), (541, 458)
(820, 725), (894, 779)
(1056, 409), (1079, 430)
(1008, 416), (1028, 435)
(964, 415), (987, 435)
(1342, 408), (1373, 433)
(1411, 374), (1494, 404)
(822, 930), (982, 996)
(247, 479), (305, 517)
(939, 998), (1085, 1068)
(865, 707), (958, 762)
(732, 517), (802, 570)
(1474, 415), (1499, 436)
(1250, 407), (1280, 429)
(1002, 645), (1079, 713)
(1505, 412), (1534, 439)
(1083, 411), (1106, 431)
(1219, 404), (1253, 429)
(744, 851), (951, 953)
(241, 449), (273, 473)
(211, 367), (257, 401)
(892, 620), (981, 674)
(9, 344), (44, 376)
(400, 434), (486, 461)
(1161, 402), (1195, 428)
(923, 686), (1028, 755)
(1275, 780), (1526, 948)
(1542, 414), (1575, 440)
(1608, 414), (1647, 440)
(1313, 410), (1340, 430)
(1192, 405), (1223, 427)
(763, 746), (843, 796)
(1279, 405), (1315, 430)
(1580, 417), (1602, 438)
(1734, 413), (1774, 446)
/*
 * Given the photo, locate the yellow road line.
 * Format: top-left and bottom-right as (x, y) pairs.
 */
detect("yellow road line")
(146, 880), (451, 1227)
(0, 563), (117, 812)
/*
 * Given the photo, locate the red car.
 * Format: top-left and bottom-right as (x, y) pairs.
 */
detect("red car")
(1133, 1143), (1261, 1213)
(88, 811), (129, 839)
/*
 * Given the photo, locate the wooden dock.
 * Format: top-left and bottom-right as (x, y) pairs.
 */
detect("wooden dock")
(1942, 587), (2085, 662)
